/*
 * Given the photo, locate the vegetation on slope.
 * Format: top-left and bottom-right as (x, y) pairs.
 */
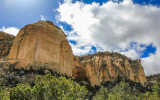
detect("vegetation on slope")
(0, 74), (88, 100)
(0, 74), (160, 100)
(147, 73), (160, 83)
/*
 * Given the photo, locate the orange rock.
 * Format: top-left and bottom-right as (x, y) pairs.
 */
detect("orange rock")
(5, 21), (147, 86)
(8, 21), (74, 76)
(73, 52), (147, 86)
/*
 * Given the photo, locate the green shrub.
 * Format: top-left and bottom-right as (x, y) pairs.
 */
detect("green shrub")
(93, 86), (108, 100)
(7, 74), (88, 100)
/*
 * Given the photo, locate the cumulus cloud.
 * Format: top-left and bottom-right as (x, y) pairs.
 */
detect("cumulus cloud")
(0, 26), (19, 36)
(57, 0), (160, 75)
(121, 49), (140, 59)
(40, 15), (47, 21)
(142, 48), (160, 75)
(64, 0), (72, 3)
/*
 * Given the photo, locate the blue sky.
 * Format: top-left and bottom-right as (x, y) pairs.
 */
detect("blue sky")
(1, 0), (160, 30)
(0, 0), (160, 75)
(0, 0), (59, 28)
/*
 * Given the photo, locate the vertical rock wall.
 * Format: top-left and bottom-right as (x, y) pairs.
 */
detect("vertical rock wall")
(0, 21), (147, 86)
(8, 21), (74, 76)
(73, 52), (147, 86)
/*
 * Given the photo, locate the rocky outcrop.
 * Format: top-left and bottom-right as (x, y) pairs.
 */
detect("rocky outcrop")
(73, 52), (147, 86)
(0, 32), (15, 58)
(7, 21), (73, 76)
(0, 21), (147, 87)
(147, 73), (160, 84)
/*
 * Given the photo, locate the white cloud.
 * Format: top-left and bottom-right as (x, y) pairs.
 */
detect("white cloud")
(40, 15), (47, 21)
(0, 26), (19, 36)
(57, 0), (160, 75)
(121, 49), (140, 59)
(64, 0), (72, 3)
(70, 44), (93, 56)
(141, 48), (160, 75)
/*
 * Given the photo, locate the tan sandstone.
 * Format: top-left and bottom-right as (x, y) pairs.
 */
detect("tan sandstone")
(0, 21), (147, 86)
(73, 52), (147, 86)
(8, 21), (74, 76)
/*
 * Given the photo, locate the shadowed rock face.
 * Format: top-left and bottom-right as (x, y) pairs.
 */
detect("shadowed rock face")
(0, 32), (15, 58)
(73, 52), (147, 86)
(8, 21), (74, 76)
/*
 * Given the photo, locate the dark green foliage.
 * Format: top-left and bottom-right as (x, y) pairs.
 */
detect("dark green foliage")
(93, 86), (108, 100)
(1, 74), (160, 100)
(9, 83), (32, 100)
(147, 73), (160, 83)
(32, 74), (88, 100)
(0, 74), (88, 100)
(92, 81), (160, 100)
(150, 83), (160, 99)
(0, 75), (7, 91)
(108, 81), (135, 100)
(0, 89), (10, 100)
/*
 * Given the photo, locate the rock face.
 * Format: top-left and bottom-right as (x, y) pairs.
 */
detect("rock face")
(73, 52), (147, 86)
(0, 21), (147, 87)
(0, 32), (15, 58)
(8, 21), (73, 76)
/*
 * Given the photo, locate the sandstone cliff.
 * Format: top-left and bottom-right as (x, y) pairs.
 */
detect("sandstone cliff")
(0, 32), (15, 58)
(7, 21), (74, 76)
(0, 21), (147, 87)
(73, 52), (147, 86)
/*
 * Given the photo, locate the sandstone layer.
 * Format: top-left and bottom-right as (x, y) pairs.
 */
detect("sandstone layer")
(73, 52), (147, 86)
(0, 32), (15, 58)
(8, 21), (74, 76)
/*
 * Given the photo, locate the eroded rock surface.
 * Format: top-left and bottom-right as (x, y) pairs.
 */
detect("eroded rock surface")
(0, 21), (147, 87)
(73, 52), (147, 86)
(0, 32), (15, 58)
(8, 21), (74, 76)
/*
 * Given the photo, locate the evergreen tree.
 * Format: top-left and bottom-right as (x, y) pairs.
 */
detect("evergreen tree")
(93, 86), (108, 100)
(108, 81), (135, 100)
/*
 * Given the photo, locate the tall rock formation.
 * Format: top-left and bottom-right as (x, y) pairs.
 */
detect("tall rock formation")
(0, 32), (15, 58)
(73, 52), (147, 86)
(8, 21), (73, 76)
(0, 21), (147, 86)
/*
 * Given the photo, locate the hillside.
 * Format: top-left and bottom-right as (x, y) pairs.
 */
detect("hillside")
(0, 32), (15, 58)
(147, 73), (160, 83)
